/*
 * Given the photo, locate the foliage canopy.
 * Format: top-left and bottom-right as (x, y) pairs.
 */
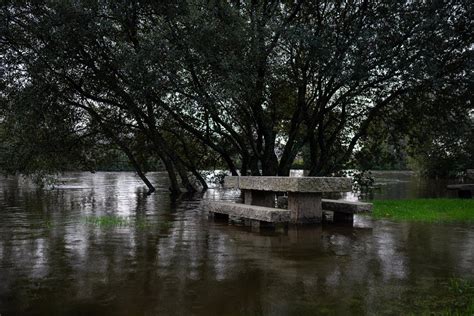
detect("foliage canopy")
(1, 0), (472, 193)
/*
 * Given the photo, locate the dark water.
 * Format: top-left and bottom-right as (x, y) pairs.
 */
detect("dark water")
(0, 172), (473, 315)
(362, 171), (461, 200)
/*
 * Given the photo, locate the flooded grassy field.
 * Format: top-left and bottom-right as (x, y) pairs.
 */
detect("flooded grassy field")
(0, 172), (473, 315)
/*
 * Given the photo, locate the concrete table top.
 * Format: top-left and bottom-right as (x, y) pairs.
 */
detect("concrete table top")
(224, 176), (352, 193)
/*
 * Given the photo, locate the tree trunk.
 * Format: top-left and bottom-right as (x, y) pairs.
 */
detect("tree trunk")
(249, 155), (261, 176)
(191, 168), (208, 191)
(261, 150), (279, 176)
(222, 152), (239, 176)
(173, 159), (197, 193)
(73, 102), (158, 194)
(124, 151), (156, 195)
(240, 154), (249, 176)
(160, 155), (182, 195)
(277, 160), (293, 177)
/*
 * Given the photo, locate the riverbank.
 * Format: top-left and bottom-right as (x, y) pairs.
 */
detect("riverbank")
(372, 199), (474, 222)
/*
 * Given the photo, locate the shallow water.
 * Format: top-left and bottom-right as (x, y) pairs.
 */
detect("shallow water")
(0, 172), (472, 315)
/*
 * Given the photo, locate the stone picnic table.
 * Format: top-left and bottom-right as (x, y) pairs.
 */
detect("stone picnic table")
(202, 176), (371, 227)
(225, 176), (351, 223)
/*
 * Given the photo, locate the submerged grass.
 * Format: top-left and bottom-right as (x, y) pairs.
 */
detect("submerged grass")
(372, 199), (474, 223)
(83, 215), (132, 227)
(409, 278), (474, 316)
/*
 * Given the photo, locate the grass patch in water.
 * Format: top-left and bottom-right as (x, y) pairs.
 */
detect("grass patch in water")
(409, 278), (474, 316)
(159, 221), (173, 229)
(373, 199), (474, 222)
(42, 220), (53, 229)
(83, 215), (132, 227)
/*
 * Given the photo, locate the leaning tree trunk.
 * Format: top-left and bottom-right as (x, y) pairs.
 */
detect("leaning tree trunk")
(123, 150), (156, 195)
(160, 155), (182, 195)
(191, 168), (208, 190)
(78, 104), (157, 194)
(174, 159), (197, 193)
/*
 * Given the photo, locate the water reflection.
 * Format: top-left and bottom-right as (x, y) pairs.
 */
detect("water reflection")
(356, 171), (461, 200)
(0, 172), (473, 315)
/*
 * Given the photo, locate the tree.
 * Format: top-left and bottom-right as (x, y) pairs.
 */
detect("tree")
(1, 1), (207, 194)
(1, 0), (472, 193)
(149, 0), (472, 175)
(402, 80), (473, 176)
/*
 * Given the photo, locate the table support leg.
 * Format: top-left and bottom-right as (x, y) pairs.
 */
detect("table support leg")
(333, 212), (354, 223)
(288, 192), (322, 224)
(458, 190), (472, 199)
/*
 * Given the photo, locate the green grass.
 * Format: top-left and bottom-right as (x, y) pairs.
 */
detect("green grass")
(83, 215), (132, 227)
(372, 199), (474, 222)
(409, 278), (474, 316)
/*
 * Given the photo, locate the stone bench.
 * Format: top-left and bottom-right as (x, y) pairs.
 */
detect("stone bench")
(321, 199), (373, 222)
(202, 200), (290, 228)
(321, 199), (373, 213)
(447, 184), (474, 199)
(277, 196), (372, 222)
(466, 169), (474, 181)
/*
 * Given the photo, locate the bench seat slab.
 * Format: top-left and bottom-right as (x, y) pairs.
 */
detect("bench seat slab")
(202, 201), (290, 223)
(321, 199), (373, 214)
(447, 184), (474, 190)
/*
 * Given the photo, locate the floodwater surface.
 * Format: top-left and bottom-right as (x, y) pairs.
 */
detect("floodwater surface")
(0, 172), (473, 315)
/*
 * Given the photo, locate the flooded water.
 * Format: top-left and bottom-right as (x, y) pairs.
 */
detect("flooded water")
(0, 172), (473, 315)
(360, 171), (461, 200)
